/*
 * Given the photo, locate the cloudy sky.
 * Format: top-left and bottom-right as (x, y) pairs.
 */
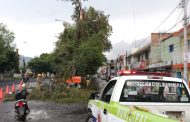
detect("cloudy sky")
(0, 0), (188, 59)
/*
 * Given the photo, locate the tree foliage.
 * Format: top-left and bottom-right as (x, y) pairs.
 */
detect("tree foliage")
(28, 53), (55, 74)
(0, 23), (18, 73)
(61, 0), (88, 21)
(54, 6), (112, 79)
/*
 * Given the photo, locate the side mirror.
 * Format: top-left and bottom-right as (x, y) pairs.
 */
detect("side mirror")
(89, 92), (99, 100)
(95, 94), (100, 100)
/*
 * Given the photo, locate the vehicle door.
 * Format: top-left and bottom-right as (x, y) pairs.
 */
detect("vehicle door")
(98, 80), (116, 122)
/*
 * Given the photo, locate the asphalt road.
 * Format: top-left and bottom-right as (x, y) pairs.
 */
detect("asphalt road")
(0, 101), (87, 122)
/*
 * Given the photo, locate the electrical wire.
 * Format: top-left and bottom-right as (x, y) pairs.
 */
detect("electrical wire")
(128, 34), (190, 66)
(130, 18), (184, 55)
(127, 22), (190, 67)
(135, 3), (181, 48)
(176, 9), (183, 24)
(126, 0), (190, 65)
(130, 43), (187, 66)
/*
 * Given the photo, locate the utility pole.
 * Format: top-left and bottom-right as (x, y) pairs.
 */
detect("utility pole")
(15, 48), (20, 73)
(182, 0), (189, 86)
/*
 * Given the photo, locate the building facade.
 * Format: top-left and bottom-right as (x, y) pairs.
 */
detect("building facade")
(124, 24), (190, 87)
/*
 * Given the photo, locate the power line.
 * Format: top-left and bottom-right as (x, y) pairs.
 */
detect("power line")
(176, 9), (183, 24)
(130, 41), (187, 65)
(130, 17), (183, 55)
(135, 3), (181, 48)
(153, 5), (180, 32)
(151, 42), (184, 53)
(128, 1), (190, 63)
(131, 14), (184, 51)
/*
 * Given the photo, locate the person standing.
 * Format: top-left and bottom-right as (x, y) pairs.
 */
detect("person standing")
(36, 74), (42, 91)
(23, 73), (29, 86)
(86, 75), (91, 87)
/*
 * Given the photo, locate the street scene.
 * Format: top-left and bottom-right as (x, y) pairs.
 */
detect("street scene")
(0, 77), (107, 122)
(0, 0), (190, 122)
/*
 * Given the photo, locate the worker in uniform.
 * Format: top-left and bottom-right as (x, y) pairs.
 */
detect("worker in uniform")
(86, 75), (91, 87)
(36, 74), (43, 91)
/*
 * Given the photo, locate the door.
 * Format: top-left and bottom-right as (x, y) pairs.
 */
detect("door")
(99, 80), (116, 122)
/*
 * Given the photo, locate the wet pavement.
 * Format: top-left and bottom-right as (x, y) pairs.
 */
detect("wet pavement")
(0, 77), (107, 122)
(0, 101), (87, 122)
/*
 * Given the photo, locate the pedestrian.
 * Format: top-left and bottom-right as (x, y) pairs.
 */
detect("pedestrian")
(50, 73), (55, 85)
(42, 72), (45, 80)
(36, 74), (42, 91)
(47, 72), (50, 78)
(50, 73), (55, 81)
(86, 75), (91, 87)
(23, 73), (30, 86)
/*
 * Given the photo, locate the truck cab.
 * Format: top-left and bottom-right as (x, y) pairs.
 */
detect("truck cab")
(87, 70), (190, 122)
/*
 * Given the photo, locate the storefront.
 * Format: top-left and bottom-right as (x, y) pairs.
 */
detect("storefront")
(173, 63), (190, 88)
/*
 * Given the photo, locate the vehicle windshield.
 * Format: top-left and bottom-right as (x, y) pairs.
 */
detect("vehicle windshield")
(120, 80), (190, 103)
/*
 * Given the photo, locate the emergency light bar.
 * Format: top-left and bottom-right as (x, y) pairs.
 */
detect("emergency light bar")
(118, 70), (171, 77)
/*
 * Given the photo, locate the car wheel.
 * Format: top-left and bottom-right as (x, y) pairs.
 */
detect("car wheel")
(86, 113), (95, 122)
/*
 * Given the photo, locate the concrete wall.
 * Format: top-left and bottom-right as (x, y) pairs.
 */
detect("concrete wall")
(150, 33), (171, 64)
(161, 36), (182, 65)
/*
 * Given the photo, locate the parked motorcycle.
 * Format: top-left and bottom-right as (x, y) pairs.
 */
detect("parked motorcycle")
(15, 84), (30, 121)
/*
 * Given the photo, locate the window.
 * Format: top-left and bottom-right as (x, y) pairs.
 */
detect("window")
(100, 80), (116, 103)
(138, 55), (140, 62)
(188, 40), (190, 51)
(169, 44), (174, 52)
(128, 59), (131, 64)
(145, 51), (149, 60)
(177, 72), (181, 78)
(120, 80), (190, 103)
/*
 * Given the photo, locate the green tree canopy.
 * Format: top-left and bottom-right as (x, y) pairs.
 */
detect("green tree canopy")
(28, 53), (55, 74)
(54, 6), (112, 79)
(0, 23), (18, 73)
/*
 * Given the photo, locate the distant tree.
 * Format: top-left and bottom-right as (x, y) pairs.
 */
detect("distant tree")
(28, 53), (54, 74)
(0, 23), (18, 73)
(5, 51), (19, 72)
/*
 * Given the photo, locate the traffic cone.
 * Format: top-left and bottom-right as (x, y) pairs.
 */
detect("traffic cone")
(0, 88), (3, 99)
(5, 85), (9, 94)
(12, 83), (15, 93)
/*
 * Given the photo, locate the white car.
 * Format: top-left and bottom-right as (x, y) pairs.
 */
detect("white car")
(87, 70), (190, 122)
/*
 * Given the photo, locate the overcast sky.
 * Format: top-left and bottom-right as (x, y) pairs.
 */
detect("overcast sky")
(0, 0), (188, 59)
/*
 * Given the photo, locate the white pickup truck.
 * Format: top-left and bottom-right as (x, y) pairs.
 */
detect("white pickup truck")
(86, 71), (190, 122)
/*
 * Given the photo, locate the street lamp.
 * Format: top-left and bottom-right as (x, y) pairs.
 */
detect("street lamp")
(55, 19), (65, 27)
(55, 19), (64, 22)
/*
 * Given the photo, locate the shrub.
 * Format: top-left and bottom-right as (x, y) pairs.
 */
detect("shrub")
(28, 82), (97, 103)
(4, 77), (100, 104)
